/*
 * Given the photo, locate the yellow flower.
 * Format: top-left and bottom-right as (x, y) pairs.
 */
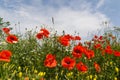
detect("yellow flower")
(115, 67), (119, 73)
(38, 72), (46, 77)
(66, 72), (73, 77)
(90, 75), (93, 79)
(34, 69), (38, 74)
(18, 72), (22, 78)
(93, 78), (97, 80)
(114, 77), (117, 80)
(66, 73), (69, 77)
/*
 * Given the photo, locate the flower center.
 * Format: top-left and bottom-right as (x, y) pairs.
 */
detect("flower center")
(10, 37), (15, 40)
(75, 49), (81, 53)
(66, 61), (70, 64)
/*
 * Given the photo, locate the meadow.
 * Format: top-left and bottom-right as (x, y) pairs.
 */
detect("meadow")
(0, 18), (120, 80)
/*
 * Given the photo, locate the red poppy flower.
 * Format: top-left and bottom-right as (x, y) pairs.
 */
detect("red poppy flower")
(40, 28), (50, 38)
(64, 34), (73, 40)
(36, 28), (50, 39)
(72, 45), (84, 58)
(36, 33), (43, 39)
(6, 35), (18, 44)
(2, 27), (10, 34)
(76, 62), (88, 72)
(59, 36), (70, 46)
(61, 56), (75, 70)
(114, 51), (120, 57)
(99, 36), (103, 40)
(105, 45), (113, 54)
(0, 50), (12, 62)
(94, 62), (101, 73)
(58, 34), (74, 46)
(94, 43), (101, 49)
(44, 54), (57, 68)
(84, 49), (94, 59)
(94, 35), (98, 39)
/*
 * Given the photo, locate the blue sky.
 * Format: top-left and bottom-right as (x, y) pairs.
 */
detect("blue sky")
(98, 0), (120, 26)
(0, 0), (120, 39)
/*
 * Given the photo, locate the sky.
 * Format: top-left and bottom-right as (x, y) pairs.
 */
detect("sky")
(0, 0), (120, 40)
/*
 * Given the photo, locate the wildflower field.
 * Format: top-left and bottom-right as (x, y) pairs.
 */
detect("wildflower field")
(0, 18), (120, 80)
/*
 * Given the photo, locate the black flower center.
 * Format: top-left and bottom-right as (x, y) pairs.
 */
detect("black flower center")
(10, 37), (15, 40)
(75, 49), (81, 53)
(66, 61), (70, 64)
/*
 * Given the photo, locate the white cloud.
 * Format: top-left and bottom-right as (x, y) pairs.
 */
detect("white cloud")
(0, 0), (109, 40)
(53, 8), (109, 38)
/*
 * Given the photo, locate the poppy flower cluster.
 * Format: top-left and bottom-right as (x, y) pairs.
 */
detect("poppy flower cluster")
(92, 34), (120, 57)
(36, 28), (50, 39)
(72, 44), (95, 60)
(36, 30), (120, 77)
(41, 31), (99, 72)
(59, 34), (81, 46)
(0, 50), (12, 62)
(2, 27), (18, 44)
(61, 45), (95, 71)
(101, 45), (120, 57)
(43, 45), (95, 72)
(0, 19), (120, 79)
